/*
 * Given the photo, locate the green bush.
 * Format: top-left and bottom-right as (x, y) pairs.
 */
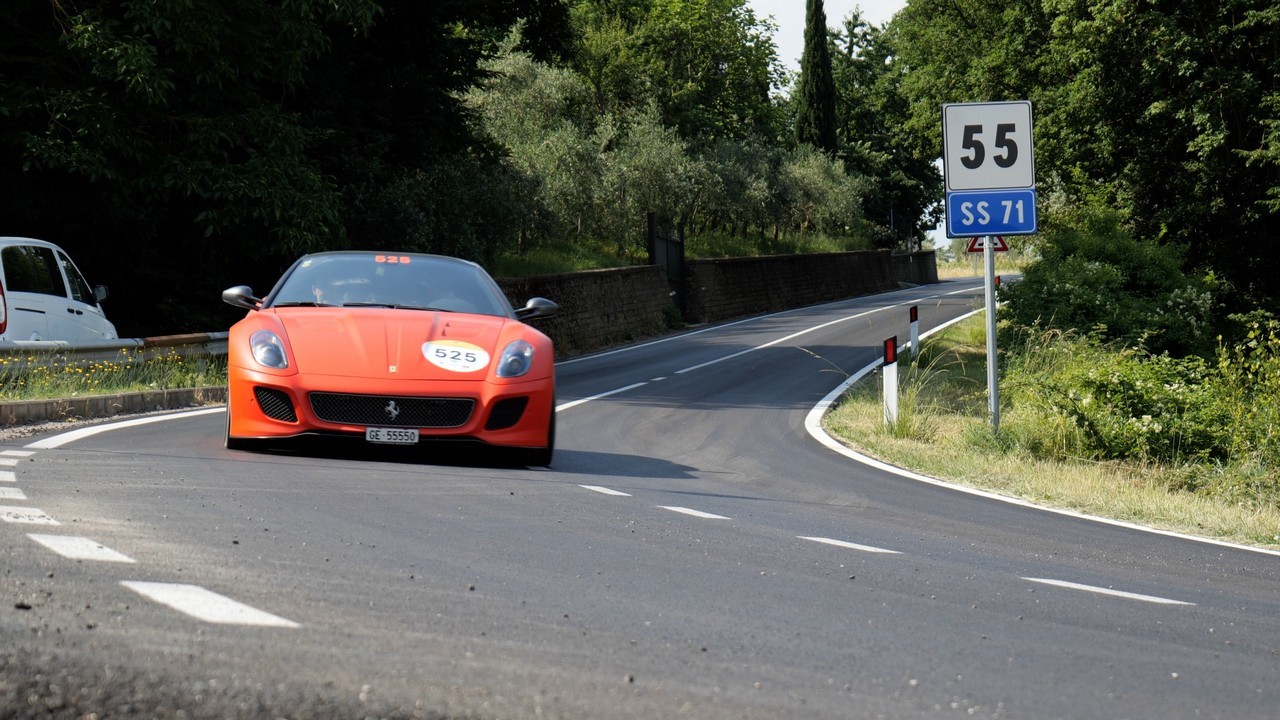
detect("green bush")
(998, 205), (1216, 356)
(1001, 329), (1228, 464)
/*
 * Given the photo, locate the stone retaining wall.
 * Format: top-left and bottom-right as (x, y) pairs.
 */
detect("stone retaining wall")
(499, 250), (937, 357)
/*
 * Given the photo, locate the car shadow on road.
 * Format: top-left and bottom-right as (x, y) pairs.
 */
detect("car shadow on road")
(545, 448), (701, 479)
(225, 436), (701, 479)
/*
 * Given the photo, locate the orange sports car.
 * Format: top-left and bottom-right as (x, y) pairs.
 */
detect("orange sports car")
(221, 251), (559, 465)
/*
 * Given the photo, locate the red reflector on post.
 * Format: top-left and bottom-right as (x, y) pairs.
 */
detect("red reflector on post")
(884, 337), (897, 365)
(910, 305), (918, 323)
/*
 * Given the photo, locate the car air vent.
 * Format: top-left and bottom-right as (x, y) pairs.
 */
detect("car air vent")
(485, 397), (529, 430)
(254, 387), (298, 422)
(309, 393), (474, 428)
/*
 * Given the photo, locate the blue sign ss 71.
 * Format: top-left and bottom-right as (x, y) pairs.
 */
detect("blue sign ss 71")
(942, 101), (1037, 238)
(945, 189), (1037, 237)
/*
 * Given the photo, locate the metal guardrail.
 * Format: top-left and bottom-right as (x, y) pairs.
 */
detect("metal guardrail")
(0, 332), (229, 369)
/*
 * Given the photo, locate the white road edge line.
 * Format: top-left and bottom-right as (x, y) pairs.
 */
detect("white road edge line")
(25, 407), (226, 450)
(803, 309), (1280, 559)
(28, 534), (136, 563)
(798, 536), (901, 555)
(1023, 577), (1195, 606)
(120, 581), (300, 627)
(559, 282), (982, 406)
(580, 485), (632, 497)
(661, 506), (730, 520)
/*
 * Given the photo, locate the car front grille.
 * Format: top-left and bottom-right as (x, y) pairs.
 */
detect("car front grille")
(254, 387), (298, 422)
(485, 396), (528, 430)
(309, 392), (474, 428)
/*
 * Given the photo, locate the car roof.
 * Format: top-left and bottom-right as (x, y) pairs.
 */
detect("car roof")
(0, 237), (64, 250)
(299, 250), (482, 268)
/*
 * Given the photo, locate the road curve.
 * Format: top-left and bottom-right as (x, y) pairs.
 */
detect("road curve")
(3, 278), (1278, 720)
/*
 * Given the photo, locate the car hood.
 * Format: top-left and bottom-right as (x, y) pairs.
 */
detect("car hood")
(278, 308), (512, 381)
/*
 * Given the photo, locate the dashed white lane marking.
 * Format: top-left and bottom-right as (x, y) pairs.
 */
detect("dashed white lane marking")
(1023, 577), (1195, 606)
(0, 487), (27, 501)
(120, 581), (300, 627)
(0, 505), (58, 525)
(799, 536), (901, 555)
(0, 471), (14, 482)
(28, 534), (136, 563)
(661, 506), (730, 520)
(0, 457), (19, 467)
(1, 450), (34, 457)
(580, 485), (632, 497)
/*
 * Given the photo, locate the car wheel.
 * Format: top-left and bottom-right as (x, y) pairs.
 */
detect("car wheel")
(224, 406), (258, 452)
(522, 407), (555, 467)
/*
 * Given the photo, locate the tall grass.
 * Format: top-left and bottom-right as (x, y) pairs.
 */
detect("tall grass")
(823, 315), (1280, 549)
(0, 350), (228, 402)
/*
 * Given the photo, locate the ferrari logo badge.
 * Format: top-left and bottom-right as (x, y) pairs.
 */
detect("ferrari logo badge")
(384, 400), (401, 420)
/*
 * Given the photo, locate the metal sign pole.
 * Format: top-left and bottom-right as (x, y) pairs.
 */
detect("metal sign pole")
(983, 236), (1000, 433)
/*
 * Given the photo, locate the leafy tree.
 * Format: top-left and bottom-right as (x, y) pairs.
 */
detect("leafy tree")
(795, 0), (838, 153)
(1043, 0), (1280, 308)
(831, 9), (940, 249)
(569, 0), (786, 145)
(891, 0), (1280, 314)
(0, 0), (553, 335)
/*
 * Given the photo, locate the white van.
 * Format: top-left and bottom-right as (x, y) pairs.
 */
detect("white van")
(0, 237), (118, 344)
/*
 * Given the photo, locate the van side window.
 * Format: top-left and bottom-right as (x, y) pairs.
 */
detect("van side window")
(57, 251), (95, 304)
(2, 245), (66, 298)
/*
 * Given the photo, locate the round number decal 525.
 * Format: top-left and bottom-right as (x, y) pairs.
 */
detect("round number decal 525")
(422, 340), (490, 373)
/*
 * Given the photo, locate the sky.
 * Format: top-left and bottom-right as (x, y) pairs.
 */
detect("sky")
(747, 0), (906, 72)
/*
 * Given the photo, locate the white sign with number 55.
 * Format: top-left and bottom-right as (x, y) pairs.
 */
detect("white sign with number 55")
(942, 101), (1035, 192)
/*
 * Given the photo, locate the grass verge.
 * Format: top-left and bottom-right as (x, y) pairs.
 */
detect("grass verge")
(822, 315), (1280, 550)
(0, 349), (228, 402)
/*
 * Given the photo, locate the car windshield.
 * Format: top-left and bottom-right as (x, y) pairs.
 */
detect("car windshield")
(269, 253), (513, 318)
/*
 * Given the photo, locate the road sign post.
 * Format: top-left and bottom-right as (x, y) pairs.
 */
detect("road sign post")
(943, 101), (1036, 433)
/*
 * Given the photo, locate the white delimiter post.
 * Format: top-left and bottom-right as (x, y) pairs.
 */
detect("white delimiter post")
(882, 336), (899, 428)
(909, 305), (919, 357)
(984, 237), (1000, 433)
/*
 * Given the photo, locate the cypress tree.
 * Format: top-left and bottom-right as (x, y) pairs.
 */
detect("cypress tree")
(795, 0), (838, 154)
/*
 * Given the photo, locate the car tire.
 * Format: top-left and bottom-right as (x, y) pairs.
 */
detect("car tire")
(522, 408), (555, 467)
(224, 406), (258, 452)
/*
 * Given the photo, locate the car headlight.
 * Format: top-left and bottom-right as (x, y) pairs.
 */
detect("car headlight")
(250, 330), (289, 369)
(496, 340), (535, 378)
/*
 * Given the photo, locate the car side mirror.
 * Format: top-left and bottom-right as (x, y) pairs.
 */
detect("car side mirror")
(94, 285), (109, 303)
(222, 285), (262, 310)
(514, 297), (559, 321)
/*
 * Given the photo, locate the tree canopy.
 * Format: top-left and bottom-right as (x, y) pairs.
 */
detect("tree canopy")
(8, 0), (1274, 340)
(891, 0), (1280, 313)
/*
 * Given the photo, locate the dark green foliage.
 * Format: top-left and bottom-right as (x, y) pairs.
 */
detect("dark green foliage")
(0, 0), (547, 336)
(998, 324), (1280, 507)
(795, 0), (837, 153)
(570, 0), (787, 145)
(998, 205), (1215, 356)
(830, 10), (940, 249)
(890, 0), (1280, 316)
(1004, 334), (1226, 463)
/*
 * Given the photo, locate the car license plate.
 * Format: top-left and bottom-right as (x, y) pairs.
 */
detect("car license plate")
(366, 427), (419, 445)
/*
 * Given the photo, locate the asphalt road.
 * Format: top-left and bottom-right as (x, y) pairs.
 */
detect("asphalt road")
(3, 278), (1278, 720)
